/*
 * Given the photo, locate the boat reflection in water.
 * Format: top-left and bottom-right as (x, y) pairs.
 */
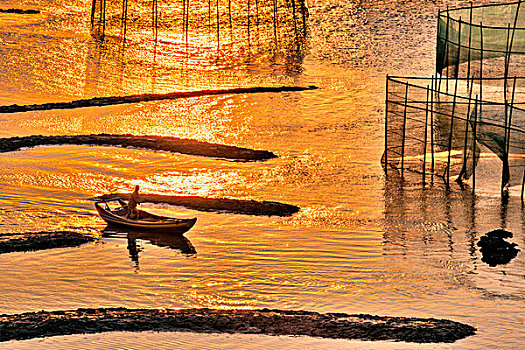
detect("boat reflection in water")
(102, 226), (197, 269)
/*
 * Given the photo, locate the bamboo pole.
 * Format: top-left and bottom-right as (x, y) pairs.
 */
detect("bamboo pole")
(91, 0), (97, 28)
(182, 0), (186, 39)
(521, 168), (525, 202)
(228, 0), (232, 35)
(273, 0), (278, 46)
(445, 77), (459, 187)
(457, 74), (473, 184)
(291, 0), (297, 36)
(102, 0), (106, 37)
(121, 0), (128, 39)
(384, 75), (389, 175)
(454, 17), (462, 79)
(445, 7), (450, 92)
(430, 75), (435, 177)
(472, 96), (478, 194)
(466, 3), (472, 86)
(480, 22), (483, 102)
(217, 0), (220, 50)
(401, 83), (409, 179)
(423, 85), (430, 185)
(208, 0), (212, 33)
(301, 0), (307, 36)
(501, 24), (512, 195)
(507, 78), (517, 155)
(247, 0), (250, 48)
(186, 0), (189, 43)
(153, 0), (158, 41)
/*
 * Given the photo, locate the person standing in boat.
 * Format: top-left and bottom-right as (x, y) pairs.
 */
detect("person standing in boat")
(126, 185), (140, 219)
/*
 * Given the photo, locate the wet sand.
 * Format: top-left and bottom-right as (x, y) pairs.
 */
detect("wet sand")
(0, 231), (94, 254)
(0, 307), (475, 343)
(0, 86), (318, 113)
(0, 134), (276, 161)
(98, 193), (300, 216)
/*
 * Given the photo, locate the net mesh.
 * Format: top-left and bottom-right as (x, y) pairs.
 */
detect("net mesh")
(437, 1), (525, 78)
(384, 1), (525, 194)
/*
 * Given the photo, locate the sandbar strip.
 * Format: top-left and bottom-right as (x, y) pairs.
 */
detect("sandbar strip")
(0, 134), (276, 161)
(99, 193), (300, 217)
(0, 86), (318, 114)
(0, 307), (476, 343)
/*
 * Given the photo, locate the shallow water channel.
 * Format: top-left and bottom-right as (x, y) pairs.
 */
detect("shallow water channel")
(0, 0), (523, 349)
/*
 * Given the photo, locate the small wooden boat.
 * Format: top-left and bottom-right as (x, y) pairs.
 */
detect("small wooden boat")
(95, 201), (197, 233)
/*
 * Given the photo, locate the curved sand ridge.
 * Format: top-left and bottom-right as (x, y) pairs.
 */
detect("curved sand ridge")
(0, 308), (476, 343)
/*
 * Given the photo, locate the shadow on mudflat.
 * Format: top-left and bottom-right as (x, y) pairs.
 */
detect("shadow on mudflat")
(0, 307), (476, 343)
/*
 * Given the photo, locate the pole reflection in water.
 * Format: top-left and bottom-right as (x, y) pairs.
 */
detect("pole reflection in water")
(103, 226), (197, 271)
(383, 171), (522, 297)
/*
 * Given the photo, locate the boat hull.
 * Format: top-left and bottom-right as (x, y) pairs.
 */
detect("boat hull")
(95, 202), (197, 233)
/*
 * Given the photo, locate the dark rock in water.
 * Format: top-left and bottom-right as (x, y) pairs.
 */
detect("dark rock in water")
(484, 229), (513, 239)
(478, 230), (519, 267)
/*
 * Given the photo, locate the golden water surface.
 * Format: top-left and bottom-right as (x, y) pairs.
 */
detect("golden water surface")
(0, 0), (523, 349)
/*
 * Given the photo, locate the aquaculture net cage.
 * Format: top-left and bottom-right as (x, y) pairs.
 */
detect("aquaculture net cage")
(383, 75), (525, 190)
(383, 1), (525, 194)
(437, 1), (525, 79)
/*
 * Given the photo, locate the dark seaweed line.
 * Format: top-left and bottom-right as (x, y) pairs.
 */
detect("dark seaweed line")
(0, 134), (277, 161)
(0, 231), (94, 254)
(0, 86), (318, 114)
(99, 193), (300, 217)
(0, 307), (476, 343)
(0, 9), (39, 14)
